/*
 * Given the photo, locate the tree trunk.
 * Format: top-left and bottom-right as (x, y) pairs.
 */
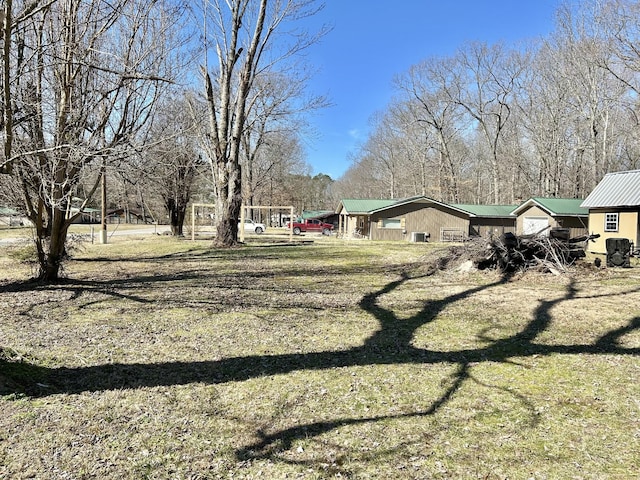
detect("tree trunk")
(213, 160), (242, 246)
(33, 205), (70, 282)
(167, 199), (186, 236)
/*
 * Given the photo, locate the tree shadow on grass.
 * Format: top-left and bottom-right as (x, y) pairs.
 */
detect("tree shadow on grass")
(2, 262), (640, 472)
(230, 276), (640, 474)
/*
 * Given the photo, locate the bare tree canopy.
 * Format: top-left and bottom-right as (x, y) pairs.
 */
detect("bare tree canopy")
(337, 0), (640, 204)
(193, 0), (328, 246)
(1, 0), (186, 281)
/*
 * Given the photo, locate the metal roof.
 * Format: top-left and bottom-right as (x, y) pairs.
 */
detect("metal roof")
(368, 195), (447, 214)
(302, 210), (334, 219)
(338, 197), (517, 218)
(337, 198), (402, 214)
(581, 170), (640, 208)
(452, 204), (517, 218)
(511, 198), (588, 217)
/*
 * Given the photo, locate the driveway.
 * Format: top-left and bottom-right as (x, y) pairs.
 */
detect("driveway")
(0, 225), (169, 245)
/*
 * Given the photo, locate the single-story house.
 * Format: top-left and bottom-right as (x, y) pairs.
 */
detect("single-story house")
(335, 196), (516, 241)
(511, 198), (589, 238)
(335, 198), (399, 239)
(580, 170), (640, 254)
(0, 206), (31, 227)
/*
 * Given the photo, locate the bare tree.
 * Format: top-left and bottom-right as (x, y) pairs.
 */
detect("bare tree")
(196, 0), (327, 247)
(1, 0), (183, 281)
(396, 57), (468, 202)
(360, 111), (405, 199)
(143, 94), (206, 236)
(555, 3), (614, 193)
(515, 40), (573, 197)
(240, 70), (327, 211)
(332, 0), (640, 206)
(587, 0), (640, 172)
(450, 42), (525, 204)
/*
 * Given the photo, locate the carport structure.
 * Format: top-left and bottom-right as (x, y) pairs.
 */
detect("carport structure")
(239, 205), (295, 242)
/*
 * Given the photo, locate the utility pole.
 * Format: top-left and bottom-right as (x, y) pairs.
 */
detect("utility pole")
(100, 162), (107, 244)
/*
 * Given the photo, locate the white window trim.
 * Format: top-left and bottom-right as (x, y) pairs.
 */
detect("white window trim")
(604, 212), (619, 232)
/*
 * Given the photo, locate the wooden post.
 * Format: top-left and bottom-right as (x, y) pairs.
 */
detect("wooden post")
(191, 203), (195, 241)
(240, 204), (245, 243)
(289, 206), (294, 241)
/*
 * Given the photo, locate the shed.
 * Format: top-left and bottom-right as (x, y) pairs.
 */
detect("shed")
(68, 206), (101, 224)
(511, 198), (588, 238)
(107, 208), (152, 224)
(580, 170), (640, 254)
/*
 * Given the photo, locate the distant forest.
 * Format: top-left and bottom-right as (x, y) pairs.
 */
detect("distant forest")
(330, 0), (640, 205)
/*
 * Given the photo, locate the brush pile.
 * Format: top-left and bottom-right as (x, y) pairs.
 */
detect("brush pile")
(451, 231), (597, 275)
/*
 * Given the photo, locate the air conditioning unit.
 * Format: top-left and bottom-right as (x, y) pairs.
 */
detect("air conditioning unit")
(411, 232), (426, 242)
(606, 238), (631, 268)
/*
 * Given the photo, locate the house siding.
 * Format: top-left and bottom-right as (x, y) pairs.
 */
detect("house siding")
(559, 217), (589, 239)
(586, 209), (640, 254)
(469, 218), (516, 237)
(335, 206), (372, 237)
(370, 204), (469, 242)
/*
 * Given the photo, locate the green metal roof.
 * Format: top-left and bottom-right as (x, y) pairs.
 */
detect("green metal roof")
(302, 210), (334, 219)
(513, 198), (588, 217)
(339, 197), (585, 219)
(451, 204), (517, 218)
(339, 198), (518, 218)
(338, 198), (399, 214)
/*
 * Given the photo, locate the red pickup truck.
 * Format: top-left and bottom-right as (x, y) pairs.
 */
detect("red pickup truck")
(286, 218), (334, 235)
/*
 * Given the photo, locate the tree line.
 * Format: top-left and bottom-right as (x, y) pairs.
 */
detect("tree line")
(331, 0), (640, 205)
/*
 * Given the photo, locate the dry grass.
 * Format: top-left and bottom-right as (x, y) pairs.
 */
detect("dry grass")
(1, 235), (639, 479)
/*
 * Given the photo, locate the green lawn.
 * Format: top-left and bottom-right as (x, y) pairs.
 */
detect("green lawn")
(1, 236), (639, 479)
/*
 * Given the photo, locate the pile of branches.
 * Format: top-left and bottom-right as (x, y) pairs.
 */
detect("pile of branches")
(458, 232), (594, 275)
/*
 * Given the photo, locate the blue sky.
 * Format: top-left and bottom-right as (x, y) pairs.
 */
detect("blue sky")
(302, 1), (560, 179)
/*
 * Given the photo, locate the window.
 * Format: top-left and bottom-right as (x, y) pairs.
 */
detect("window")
(604, 212), (619, 232)
(381, 218), (402, 229)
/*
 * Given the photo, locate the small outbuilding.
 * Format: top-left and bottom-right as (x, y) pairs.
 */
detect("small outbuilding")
(581, 170), (640, 254)
(511, 197), (588, 238)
